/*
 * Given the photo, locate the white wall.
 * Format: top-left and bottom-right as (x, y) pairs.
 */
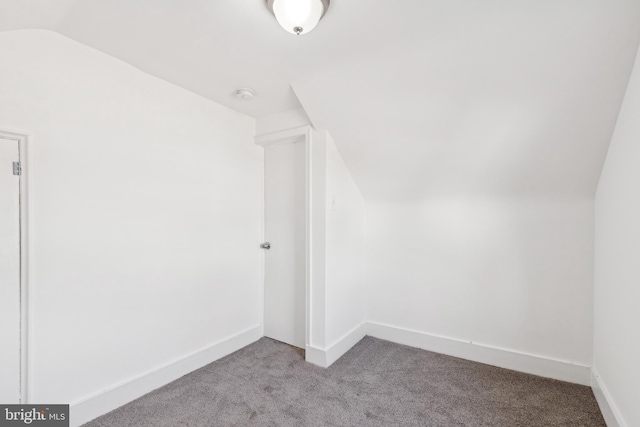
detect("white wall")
(0, 29), (262, 410)
(308, 130), (327, 351)
(325, 134), (366, 347)
(594, 44), (640, 427)
(366, 197), (594, 366)
(255, 108), (311, 137)
(303, 130), (367, 367)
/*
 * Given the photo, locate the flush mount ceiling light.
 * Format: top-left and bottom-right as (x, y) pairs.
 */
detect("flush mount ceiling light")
(266, 0), (330, 35)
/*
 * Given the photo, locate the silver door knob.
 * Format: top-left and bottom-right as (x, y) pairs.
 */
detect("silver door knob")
(260, 242), (271, 250)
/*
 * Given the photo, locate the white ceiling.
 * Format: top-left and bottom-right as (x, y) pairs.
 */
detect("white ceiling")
(292, 0), (640, 198)
(2, 0), (640, 198)
(0, 0), (433, 118)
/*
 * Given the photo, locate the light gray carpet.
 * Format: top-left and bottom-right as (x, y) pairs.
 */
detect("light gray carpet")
(83, 337), (605, 426)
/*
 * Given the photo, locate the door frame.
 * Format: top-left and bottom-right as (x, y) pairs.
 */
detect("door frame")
(0, 128), (31, 403)
(255, 126), (312, 349)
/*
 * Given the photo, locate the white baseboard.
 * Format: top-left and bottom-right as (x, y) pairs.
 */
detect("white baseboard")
(591, 369), (626, 427)
(305, 323), (367, 368)
(326, 323), (367, 366)
(70, 325), (262, 427)
(305, 345), (327, 367)
(67, 322), (624, 427)
(367, 321), (591, 386)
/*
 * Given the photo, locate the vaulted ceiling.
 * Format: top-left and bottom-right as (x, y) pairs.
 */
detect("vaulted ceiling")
(1, 0), (420, 117)
(2, 0), (640, 199)
(292, 1), (640, 199)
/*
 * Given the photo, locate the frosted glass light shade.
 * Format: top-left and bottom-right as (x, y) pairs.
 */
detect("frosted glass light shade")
(272, 0), (327, 35)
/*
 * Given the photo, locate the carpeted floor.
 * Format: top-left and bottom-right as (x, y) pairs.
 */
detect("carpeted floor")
(83, 337), (605, 426)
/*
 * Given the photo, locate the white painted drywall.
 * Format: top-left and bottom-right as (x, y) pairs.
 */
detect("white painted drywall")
(255, 108), (311, 137)
(0, 29), (262, 406)
(308, 130), (327, 350)
(366, 197), (594, 366)
(594, 44), (640, 427)
(324, 134), (366, 348)
(5, 1), (640, 122)
(303, 129), (366, 361)
(292, 1), (640, 200)
(288, 0), (637, 374)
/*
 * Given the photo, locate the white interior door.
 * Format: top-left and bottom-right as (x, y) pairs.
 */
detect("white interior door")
(263, 141), (306, 349)
(0, 136), (21, 403)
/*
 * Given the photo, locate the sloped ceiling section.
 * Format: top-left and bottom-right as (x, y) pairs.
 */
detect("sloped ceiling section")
(293, 1), (640, 199)
(0, 0), (310, 116)
(0, 0), (437, 118)
(1, 1), (640, 198)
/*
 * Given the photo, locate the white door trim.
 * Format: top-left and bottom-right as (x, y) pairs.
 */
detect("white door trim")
(255, 126), (312, 348)
(0, 128), (31, 403)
